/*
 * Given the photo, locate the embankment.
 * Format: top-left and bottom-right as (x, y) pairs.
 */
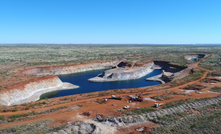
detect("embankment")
(0, 76), (79, 106)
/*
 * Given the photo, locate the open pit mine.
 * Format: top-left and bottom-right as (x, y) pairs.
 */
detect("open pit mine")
(0, 60), (188, 106)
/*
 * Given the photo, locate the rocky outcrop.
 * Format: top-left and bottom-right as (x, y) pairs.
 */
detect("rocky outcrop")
(22, 61), (117, 75)
(50, 120), (116, 134)
(88, 62), (154, 82)
(0, 76), (79, 106)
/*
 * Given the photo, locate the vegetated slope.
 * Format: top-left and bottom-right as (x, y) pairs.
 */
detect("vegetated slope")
(150, 100), (221, 134)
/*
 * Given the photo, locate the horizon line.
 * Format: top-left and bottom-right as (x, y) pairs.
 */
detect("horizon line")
(0, 43), (221, 45)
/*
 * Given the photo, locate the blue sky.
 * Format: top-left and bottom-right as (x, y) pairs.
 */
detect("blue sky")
(0, 0), (221, 44)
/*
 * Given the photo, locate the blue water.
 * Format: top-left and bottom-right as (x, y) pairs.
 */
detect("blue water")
(191, 58), (198, 61)
(50, 69), (162, 98)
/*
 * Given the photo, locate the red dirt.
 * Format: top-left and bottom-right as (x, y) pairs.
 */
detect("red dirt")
(0, 75), (57, 93)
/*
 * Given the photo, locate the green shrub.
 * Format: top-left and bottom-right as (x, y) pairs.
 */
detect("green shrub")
(171, 128), (177, 131)
(191, 123), (199, 128)
(0, 115), (4, 120)
(9, 114), (21, 120)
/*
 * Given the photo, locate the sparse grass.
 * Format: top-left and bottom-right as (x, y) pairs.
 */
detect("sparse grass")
(87, 93), (96, 97)
(98, 91), (109, 96)
(209, 86), (221, 93)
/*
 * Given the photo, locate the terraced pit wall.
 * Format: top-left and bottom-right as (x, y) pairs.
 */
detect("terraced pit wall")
(88, 61), (154, 82)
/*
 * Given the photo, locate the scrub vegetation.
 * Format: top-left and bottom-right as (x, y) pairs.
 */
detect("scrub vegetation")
(0, 44), (220, 68)
(209, 86), (221, 93)
(150, 102), (221, 134)
(0, 119), (68, 134)
(199, 53), (221, 71)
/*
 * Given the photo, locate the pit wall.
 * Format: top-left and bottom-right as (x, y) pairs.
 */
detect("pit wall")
(184, 54), (207, 60)
(88, 61), (154, 82)
(153, 61), (187, 73)
(22, 61), (116, 75)
(0, 76), (65, 106)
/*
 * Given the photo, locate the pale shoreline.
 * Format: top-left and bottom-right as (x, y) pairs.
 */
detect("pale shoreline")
(12, 82), (79, 105)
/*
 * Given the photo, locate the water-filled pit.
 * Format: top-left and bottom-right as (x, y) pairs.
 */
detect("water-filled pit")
(44, 69), (162, 98)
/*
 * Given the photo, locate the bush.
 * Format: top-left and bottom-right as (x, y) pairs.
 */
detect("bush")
(96, 99), (104, 104)
(191, 123), (199, 128)
(9, 114), (21, 120)
(0, 115), (4, 120)
(11, 107), (18, 112)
